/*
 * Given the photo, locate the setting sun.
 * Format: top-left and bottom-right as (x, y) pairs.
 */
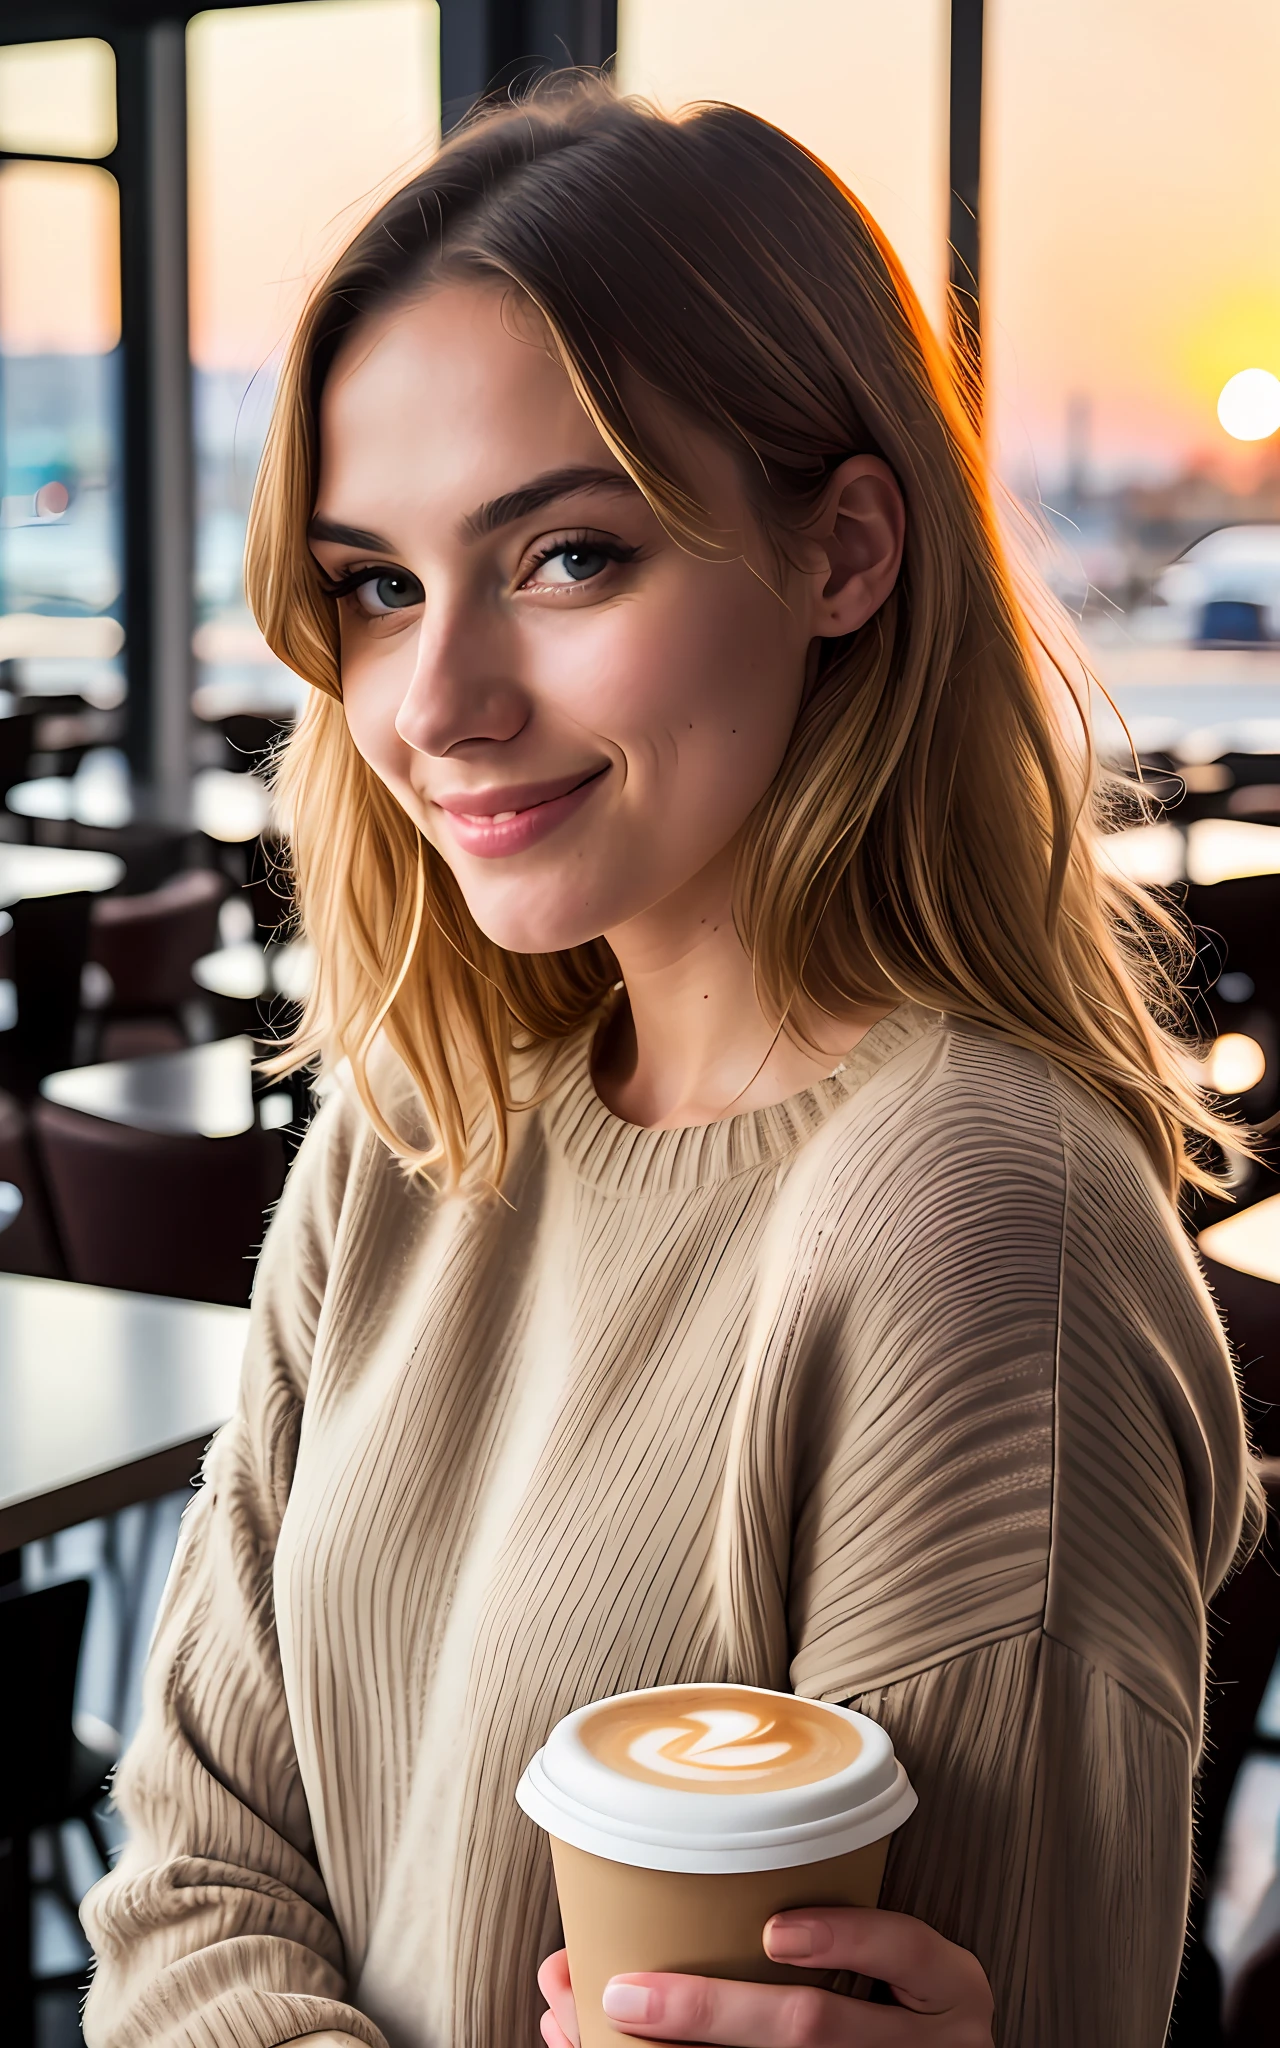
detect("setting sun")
(1216, 366), (1280, 441)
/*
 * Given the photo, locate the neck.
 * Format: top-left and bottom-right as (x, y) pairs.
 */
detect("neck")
(594, 844), (891, 1130)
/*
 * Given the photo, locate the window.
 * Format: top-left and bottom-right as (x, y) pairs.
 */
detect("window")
(0, 36), (116, 160)
(617, 0), (949, 333)
(985, 0), (1280, 758)
(0, 43), (123, 709)
(186, 0), (440, 721)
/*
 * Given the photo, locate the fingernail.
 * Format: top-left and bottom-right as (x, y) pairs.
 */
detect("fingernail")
(766, 1919), (816, 1958)
(603, 1981), (655, 2022)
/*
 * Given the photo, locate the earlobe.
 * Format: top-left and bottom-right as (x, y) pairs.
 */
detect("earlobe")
(813, 454), (905, 640)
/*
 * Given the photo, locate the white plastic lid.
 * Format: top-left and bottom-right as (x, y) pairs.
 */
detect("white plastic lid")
(516, 1683), (917, 1874)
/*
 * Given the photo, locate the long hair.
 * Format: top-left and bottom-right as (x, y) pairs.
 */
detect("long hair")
(246, 76), (1234, 1195)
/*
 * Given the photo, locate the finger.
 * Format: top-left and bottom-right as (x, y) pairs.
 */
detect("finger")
(541, 2011), (575, 2048)
(764, 1908), (991, 2017)
(601, 1969), (927, 2046)
(538, 1949), (581, 2048)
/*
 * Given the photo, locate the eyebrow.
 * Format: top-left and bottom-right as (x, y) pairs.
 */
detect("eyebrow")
(307, 466), (642, 558)
(307, 516), (392, 549)
(460, 465), (641, 540)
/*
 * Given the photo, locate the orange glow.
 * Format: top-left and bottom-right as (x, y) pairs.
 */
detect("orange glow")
(187, 0), (439, 372)
(985, 0), (1280, 478)
(0, 161), (120, 354)
(617, 0), (949, 333)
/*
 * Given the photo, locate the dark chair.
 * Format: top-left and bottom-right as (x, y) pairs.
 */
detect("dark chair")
(219, 712), (289, 775)
(87, 867), (226, 1058)
(0, 707), (36, 801)
(1168, 1245), (1280, 2047)
(0, 890), (93, 1098)
(247, 830), (294, 943)
(1187, 875), (1280, 1018)
(1226, 1927), (1280, 2045)
(0, 1089), (65, 1277)
(33, 1099), (286, 1305)
(0, 1578), (118, 2039)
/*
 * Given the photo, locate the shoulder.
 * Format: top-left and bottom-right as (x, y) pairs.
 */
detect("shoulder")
(796, 1009), (1197, 1283)
(784, 1013), (1071, 1305)
(789, 1011), (1249, 1640)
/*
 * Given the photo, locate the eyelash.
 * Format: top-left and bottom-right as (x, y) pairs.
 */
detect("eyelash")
(521, 531), (640, 585)
(319, 565), (398, 603)
(318, 531), (640, 606)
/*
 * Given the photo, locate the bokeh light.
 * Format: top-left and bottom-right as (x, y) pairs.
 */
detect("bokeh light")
(1216, 366), (1280, 440)
(1203, 1033), (1267, 1095)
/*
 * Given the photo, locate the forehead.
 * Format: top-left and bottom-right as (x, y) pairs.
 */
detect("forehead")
(315, 283), (612, 525)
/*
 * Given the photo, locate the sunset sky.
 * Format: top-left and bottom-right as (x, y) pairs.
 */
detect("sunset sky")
(2, 0), (1278, 489)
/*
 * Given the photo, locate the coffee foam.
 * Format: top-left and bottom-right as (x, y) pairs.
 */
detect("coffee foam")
(517, 1682), (917, 1873)
(580, 1685), (862, 1795)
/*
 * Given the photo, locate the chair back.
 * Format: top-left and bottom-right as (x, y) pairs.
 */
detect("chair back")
(0, 707), (35, 796)
(0, 1579), (90, 1833)
(0, 1090), (65, 1277)
(33, 1099), (285, 1304)
(0, 890), (93, 1097)
(1187, 875), (1280, 1013)
(90, 867), (226, 1011)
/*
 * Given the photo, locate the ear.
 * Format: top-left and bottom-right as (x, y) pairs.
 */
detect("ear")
(808, 454), (905, 640)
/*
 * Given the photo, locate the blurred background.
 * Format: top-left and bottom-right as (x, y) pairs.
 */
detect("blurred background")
(0, 4), (1278, 2042)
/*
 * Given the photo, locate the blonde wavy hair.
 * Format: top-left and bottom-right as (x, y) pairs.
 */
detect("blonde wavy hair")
(246, 77), (1233, 1196)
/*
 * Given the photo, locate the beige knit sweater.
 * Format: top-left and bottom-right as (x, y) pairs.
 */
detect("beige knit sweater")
(81, 1005), (1251, 2048)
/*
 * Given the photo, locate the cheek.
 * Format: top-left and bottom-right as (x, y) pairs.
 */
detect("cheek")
(339, 637), (415, 789)
(589, 568), (805, 815)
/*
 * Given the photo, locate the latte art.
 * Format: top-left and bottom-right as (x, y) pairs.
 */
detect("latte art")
(580, 1685), (863, 1795)
(629, 1710), (792, 1781)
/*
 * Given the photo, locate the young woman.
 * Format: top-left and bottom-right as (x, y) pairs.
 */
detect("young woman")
(83, 81), (1256, 2048)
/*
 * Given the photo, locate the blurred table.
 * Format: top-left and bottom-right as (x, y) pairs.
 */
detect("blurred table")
(7, 750), (272, 845)
(192, 937), (314, 1005)
(41, 1035), (258, 1139)
(0, 843), (123, 906)
(1201, 1193), (1280, 1286)
(1090, 642), (1280, 762)
(0, 1273), (246, 1554)
(1104, 817), (1280, 889)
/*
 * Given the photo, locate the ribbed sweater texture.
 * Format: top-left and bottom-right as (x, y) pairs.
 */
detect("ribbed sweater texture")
(80, 1006), (1252, 2048)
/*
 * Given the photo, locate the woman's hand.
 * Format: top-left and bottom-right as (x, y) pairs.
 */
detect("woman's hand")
(537, 1908), (994, 2046)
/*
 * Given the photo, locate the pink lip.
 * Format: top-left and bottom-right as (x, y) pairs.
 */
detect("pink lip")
(433, 768), (609, 858)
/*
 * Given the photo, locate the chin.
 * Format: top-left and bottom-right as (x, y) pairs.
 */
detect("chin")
(457, 886), (610, 959)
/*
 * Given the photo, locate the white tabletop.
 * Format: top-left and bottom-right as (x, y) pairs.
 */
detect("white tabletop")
(0, 842), (124, 907)
(41, 1034), (257, 1138)
(1201, 1193), (1280, 1286)
(0, 1274), (247, 1550)
(6, 757), (273, 845)
(193, 938), (315, 1005)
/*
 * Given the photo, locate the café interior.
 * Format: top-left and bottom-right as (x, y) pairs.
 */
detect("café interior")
(0, 3), (1278, 2042)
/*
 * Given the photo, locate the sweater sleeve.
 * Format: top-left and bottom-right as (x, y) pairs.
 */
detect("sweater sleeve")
(842, 1635), (1193, 2048)
(80, 1084), (388, 2048)
(719, 1024), (1253, 2048)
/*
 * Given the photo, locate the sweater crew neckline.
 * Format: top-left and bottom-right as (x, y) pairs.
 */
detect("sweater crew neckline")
(542, 1002), (936, 1197)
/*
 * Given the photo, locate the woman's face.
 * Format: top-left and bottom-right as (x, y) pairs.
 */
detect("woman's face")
(312, 283), (896, 955)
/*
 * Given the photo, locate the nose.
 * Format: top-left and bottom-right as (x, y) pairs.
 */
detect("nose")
(394, 598), (528, 758)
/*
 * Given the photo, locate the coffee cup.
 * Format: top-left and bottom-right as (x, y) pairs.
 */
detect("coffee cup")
(517, 1682), (917, 2048)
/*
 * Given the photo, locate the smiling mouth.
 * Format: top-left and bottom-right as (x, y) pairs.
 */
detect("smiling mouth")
(433, 766), (610, 858)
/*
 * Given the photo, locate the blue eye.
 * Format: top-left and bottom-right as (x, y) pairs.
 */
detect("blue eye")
(537, 543), (613, 585)
(354, 570), (423, 614)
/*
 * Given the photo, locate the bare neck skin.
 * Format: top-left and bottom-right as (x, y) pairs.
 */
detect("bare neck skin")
(594, 841), (890, 1130)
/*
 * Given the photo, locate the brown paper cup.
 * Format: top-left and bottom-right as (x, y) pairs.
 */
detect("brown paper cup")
(517, 1685), (916, 2048)
(550, 1834), (891, 2048)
